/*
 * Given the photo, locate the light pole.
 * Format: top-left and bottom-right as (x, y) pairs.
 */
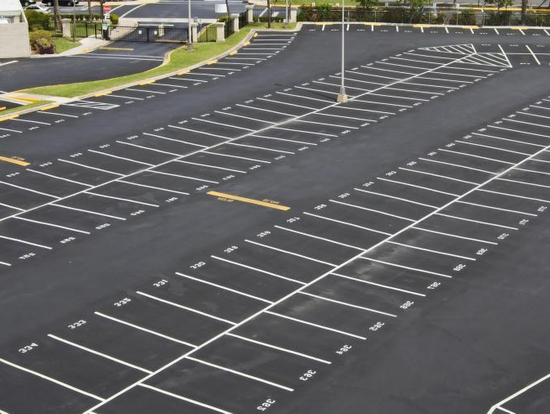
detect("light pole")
(285, 0), (289, 29)
(337, 0), (348, 103)
(187, 0), (193, 50)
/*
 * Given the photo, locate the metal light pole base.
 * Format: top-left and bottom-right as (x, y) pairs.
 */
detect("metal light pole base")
(337, 93), (348, 103)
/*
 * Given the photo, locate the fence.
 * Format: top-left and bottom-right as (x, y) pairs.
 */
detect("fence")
(198, 24), (217, 42)
(297, 7), (550, 26)
(252, 7), (285, 23)
(109, 25), (188, 43)
(224, 18), (235, 38)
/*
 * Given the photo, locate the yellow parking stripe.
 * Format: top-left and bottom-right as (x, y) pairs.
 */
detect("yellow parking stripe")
(207, 191), (290, 211)
(0, 107), (6, 112)
(0, 156), (29, 167)
(40, 104), (59, 111)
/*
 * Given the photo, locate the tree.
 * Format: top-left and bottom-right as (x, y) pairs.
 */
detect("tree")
(225, 0), (231, 19)
(53, 0), (61, 32)
(520, 0), (528, 24)
(358, 0), (377, 11)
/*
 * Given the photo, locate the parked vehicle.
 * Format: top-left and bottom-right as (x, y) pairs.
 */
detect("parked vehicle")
(41, 0), (80, 6)
(20, 0), (37, 6)
(25, 3), (51, 13)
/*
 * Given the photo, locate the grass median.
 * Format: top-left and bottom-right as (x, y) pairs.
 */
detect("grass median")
(23, 23), (295, 99)
(0, 101), (51, 118)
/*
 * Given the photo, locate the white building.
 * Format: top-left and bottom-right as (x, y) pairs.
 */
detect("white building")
(0, 0), (31, 58)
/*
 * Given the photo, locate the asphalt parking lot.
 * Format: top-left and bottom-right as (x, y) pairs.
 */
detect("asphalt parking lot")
(1, 25), (550, 414)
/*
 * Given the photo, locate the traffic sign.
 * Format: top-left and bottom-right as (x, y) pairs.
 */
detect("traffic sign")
(104, 5), (111, 14)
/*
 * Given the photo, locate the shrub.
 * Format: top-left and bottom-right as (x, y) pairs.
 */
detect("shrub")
(109, 13), (119, 25)
(29, 30), (56, 54)
(458, 9), (476, 25)
(25, 10), (50, 31)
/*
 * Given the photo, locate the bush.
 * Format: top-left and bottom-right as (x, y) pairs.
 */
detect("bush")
(29, 30), (56, 54)
(25, 11), (50, 31)
(458, 9), (476, 25)
(109, 13), (119, 25)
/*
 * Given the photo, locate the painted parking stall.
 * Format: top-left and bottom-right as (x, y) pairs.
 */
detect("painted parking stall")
(2, 77), (550, 411)
(0, 43), (521, 269)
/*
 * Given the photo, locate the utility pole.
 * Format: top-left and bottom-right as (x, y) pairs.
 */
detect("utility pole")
(520, 0), (527, 24)
(72, 0), (76, 42)
(285, 0), (289, 29)
(87, 0), (92, 22)
(337, 0), (347, 103)
(267, 0), (272, 28)
(187, 0), (193, 50)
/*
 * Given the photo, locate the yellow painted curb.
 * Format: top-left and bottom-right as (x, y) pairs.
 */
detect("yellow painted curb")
(40, 104), (59, 111)
(0, 114), (19, 122)
(207, 191), (290, 211)
(0, 156), (30, 167)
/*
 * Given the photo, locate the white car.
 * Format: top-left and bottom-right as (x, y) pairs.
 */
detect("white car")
(25, 4), (51, 13)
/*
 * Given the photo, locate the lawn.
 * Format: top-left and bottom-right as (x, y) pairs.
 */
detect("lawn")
(52, 37), (80, 54)
(23, 23), (295, 99)
(0, 101), (51, 119)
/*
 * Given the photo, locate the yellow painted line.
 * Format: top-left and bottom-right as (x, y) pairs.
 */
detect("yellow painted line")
(80, 48), (91, 53)
(95, 91), (112, 97)
(207, 191), (290, 211)
(207, 60), (218, 65)
(0, 107), (6, 112)
(243, 41), (251, 46)
(40, 104), (59, 111)
(0, 156), (29, 167)
(177, 70), (190, 75)
(229, 51), (237, 56)
(253, 33), (258, 38)
(139, 80), (155, 86)
(414, 24), (431, 28)
(365, 22), (383, 26)
(462, 26), (478, 29)
(100, 47), (134, 51)
(0, 114), (19, 122)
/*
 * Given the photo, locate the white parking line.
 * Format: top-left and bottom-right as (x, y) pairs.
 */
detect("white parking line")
(0, 127), (23, 134)
(456, 140), (532, 156)
(418, 157), (497, 175)
(116, 140), (184, 157)
(175, 272), (272, 304)
(504, 118), (550, 130)
(12, 118), (51, 126)
(300, 291), (397, 318)
(354, 188), (438, 208)
(137, 291), (236, 325)
(168, 124), (230, 141)
(0, 260), (11, 266)
(332, 272), (426, 297)
(387, 240), (476, 261)
(48, 334), (152, 374)
(87, 149), (154, 167)
(174, 160), (246, 174)
(52, 203), (126, 221)
(228, 142), (295, 155)
(149, 169), (219, 184)
(471, 132), (546, 149)
(211, 255), (306, 285)
(203, 150), (271, 164)
(94, 312), (197, 347)
(413, 226), (498, 245)
(438, 149), (515, 165)
(141, 383), (235, 414)
(143, 132), (208, 149)
(227, 332), (331, 364)
(303, 212), (392, 236)
(85, 192), (159, 208)
(490, 126), (550, 140)
(0, 234), (52, 250)
(0, 357), (104, 401)
(118, 180), (190, 196)
(361, 256), (453, 278)
(252, 134), (317, 146)
(15, 216), (91, 234)
(498, 177), (550, 190)
(26, 169), (93, 188)
(398, 167), (481, 185)
(330, 199), (416, 222)
(377, 177), (460, 196)
(435, 212), (518, 230)
(126, 88), (166, 95)
(186, 356), (294, 392)
(274, 225), (364, 251)
(487, 371), (550, 414)
(40, 111), (79, 119)
(265, 310), (367, 340)
(58, 158), (124, 176)
(245, 239), (336, 267)
(457, 200), (537, 216)
(0, 180), (60, 199)
(192, 117), (253, 132)
(0, 202), (24, 212)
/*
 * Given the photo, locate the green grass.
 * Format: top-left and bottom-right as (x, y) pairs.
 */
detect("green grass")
(23, 24), (294, 99)
(52, 37), (80, 54)
(0, 101), (51, 118)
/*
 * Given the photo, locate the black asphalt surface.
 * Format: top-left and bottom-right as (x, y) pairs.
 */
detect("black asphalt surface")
(0, 40), (179, 92)
(1, 26), (550, 414)
(114, 0), (248, 20)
